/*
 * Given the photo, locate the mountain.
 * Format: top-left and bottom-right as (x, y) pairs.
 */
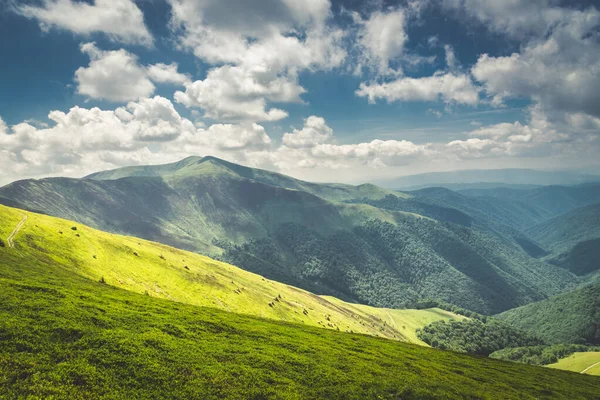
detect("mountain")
(2, 208), (599, 399)
(377, 168), (600, 190)
(0, 156), (578, 314)
(496, 284), (600, 345)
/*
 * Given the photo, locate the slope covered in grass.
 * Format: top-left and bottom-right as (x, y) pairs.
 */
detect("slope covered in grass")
(0, 204), (463, 343)
(547, 352), (600, 376)
(496, 284), (600, 345)
(1, 211), (599, 398)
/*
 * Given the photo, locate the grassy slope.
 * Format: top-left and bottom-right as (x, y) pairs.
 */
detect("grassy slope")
(0, 204), (458, 343)
(548, 352), (600, 376)
(1, 218), (599, 398)
(496, 284), (600, 345)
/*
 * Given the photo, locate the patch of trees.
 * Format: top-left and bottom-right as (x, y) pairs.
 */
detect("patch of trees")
(416, 319), (543, 356)
(490, 344), (600, 366)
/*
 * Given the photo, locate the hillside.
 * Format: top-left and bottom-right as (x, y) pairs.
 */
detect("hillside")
(0, 157), (578, 314)
(524, 203), (600, 276)
(496, 284), (600, 345)
(0, 204), (464, 343)
(1, 211), (599, 398)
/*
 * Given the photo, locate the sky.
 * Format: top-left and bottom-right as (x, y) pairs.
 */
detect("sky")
(1, 0), (599, 185)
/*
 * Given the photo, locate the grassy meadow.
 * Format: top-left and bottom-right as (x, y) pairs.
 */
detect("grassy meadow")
(548, 352), (600, 376)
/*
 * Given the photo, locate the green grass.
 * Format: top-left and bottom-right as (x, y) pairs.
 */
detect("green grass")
(0, 204), (460, 343)
(548, 352), (600, 376)
(1, 210), (599, 398)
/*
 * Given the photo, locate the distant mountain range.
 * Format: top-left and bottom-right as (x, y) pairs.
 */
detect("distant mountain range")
(376, 168), (600, 190)
(2, 156), (596, 315)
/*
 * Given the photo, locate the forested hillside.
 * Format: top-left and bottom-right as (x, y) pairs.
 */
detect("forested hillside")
(496, 284), (600, 345)
(220, 218), (574, 314)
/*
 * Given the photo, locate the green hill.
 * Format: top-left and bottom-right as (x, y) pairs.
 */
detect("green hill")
(0, 157), (578, 314)
(1, 210), (599, 398)
(524, 203), (600, 276)
(496, 284), (600, 345)
(0, 204), (463, 343)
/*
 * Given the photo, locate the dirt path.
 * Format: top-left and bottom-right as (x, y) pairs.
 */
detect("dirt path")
(581, 361), (600, 374)
(7, 214), (27, 248)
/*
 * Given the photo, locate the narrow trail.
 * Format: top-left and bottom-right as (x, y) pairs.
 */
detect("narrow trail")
(581, 361), (600, 374)
(7, 214), (27, 248)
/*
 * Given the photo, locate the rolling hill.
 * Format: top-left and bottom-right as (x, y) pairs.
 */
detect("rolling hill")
(0, 156), (578, 314)
(1, 207), (599, 399)
(496, 284), (600, 345)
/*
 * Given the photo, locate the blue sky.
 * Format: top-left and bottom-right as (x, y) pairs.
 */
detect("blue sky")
(1, 0), (599, 184)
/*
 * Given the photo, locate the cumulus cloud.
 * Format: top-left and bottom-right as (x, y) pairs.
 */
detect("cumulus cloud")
(146, 63), (191, 86)
(76, 43), (155, 102)
(352, 8), (407, 75)
(356, 72), (479, 105)
(282, 116), (333, 148)
(449, 1), (600, 122)
(276, 115), (434, 170)
(445, 105), (590, 159)
(441, 0), (576, 39)
(168, 0), (346, 122)
(16, 0), (153, 46)
(76, 44), (191, 102)
(174, 64), (297, 122)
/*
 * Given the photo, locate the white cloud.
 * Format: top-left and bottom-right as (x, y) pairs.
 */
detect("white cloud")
(441, 0), (571, 39)
(146, 63), (191, 86)
(174, 64), (297, 122)
(451, 1), (600, 122)
(356, 72), (479, 105)
(282, 116), (333, 148)
(168, 0), (346, 122)
(444, 44), (457, 69)
(0, 117), (7, 135)
(353, 8), (407, 75)
(16, 0), (153, 46)
(76, 43), (155, 102)
(445, 105), (589, 159)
